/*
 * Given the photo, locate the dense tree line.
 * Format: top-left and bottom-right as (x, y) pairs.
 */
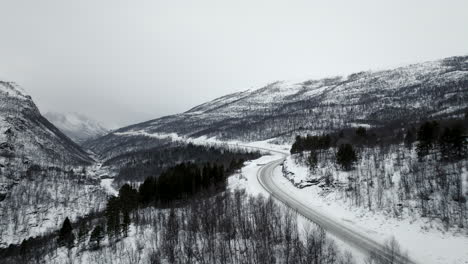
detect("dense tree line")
(290, 134), (331, 154)
(336, 144), (358, 171)
(415, 120), (467, 161)
(292, 117), (467, 173)
(139, 162), (228, 204)
(108, 143), (260, 183)
(291, 132), (359, 171)
(103, 158), (245, 240)
(81, 156), (250, 250)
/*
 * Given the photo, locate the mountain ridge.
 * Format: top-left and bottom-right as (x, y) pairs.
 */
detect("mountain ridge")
(0, 82), (104, 246)
(0, 81), (92, 165)
(0, 81), (94, 199)
(86, 55), (468, 160)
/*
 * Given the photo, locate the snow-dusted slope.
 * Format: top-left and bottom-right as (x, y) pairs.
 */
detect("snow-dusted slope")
(0, 82), (105, 247)
(87, 55), (468, 160)
(45, 112), (108, 144)
(0, 81), (93, 199)
(0, 82), (92, 166)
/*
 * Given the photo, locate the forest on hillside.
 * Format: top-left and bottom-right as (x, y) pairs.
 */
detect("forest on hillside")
(287, 115), (468, 229)
(2, 186), (369, 264)
(0, 165), (108, 247)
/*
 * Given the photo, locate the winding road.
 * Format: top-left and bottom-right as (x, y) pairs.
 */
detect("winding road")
(254, 149), (417, 264)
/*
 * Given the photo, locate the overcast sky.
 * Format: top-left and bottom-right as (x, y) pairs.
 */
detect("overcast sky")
(0, 0), (467, 128)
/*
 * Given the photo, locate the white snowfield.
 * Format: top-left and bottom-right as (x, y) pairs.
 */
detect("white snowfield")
(114, 132), (468, 264)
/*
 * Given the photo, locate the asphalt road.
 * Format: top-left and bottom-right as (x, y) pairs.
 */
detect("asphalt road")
(256, 152), (417, 264)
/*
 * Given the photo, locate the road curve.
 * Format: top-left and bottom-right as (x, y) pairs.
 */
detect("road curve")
(255, 151), (417, 264)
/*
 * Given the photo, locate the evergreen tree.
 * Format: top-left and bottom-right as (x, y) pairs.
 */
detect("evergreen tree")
(336, 144), (357, 171)
(139, 177), (156, 204)
(119, 184), (138, 212)
(290, 135), (303, 154)
(122, 210), (131, 237)
(291, 134), (332, 154)
(106, 196), (122, 239)
(89, 225), (104, 249)
(439, 124), (466, 161)
(356, 127), (367, 137)
(58, 217), (75, 249)
(416, 121), (439, 158)
(19, 239), (30, 257)
(404, 129), (415, 149)
(308, 151), (318, 171)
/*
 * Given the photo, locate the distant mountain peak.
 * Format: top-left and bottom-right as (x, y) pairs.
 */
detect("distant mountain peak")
(44, 112), (108, 145)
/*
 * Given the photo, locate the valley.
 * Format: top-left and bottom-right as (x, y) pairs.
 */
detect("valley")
(0, 55), (467, 263)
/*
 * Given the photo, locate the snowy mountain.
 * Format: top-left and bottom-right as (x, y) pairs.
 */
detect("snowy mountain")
(86, 55), (468, 160)
(0, 82), (92, 167)
(0, 80), (93, 199)
(45, 112), (108, 145)
(0, 82), (105, 247)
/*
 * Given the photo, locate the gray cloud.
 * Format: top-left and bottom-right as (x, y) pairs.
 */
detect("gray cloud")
(0, 0), (467, 127)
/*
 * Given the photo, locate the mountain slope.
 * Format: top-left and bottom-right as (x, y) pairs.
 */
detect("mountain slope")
(0, 82), (105, 247)
(0, 82), (92, 166)
(86, 55), (468, 160)
(0, 81), (93, 197)
(44, 112), (108, 144)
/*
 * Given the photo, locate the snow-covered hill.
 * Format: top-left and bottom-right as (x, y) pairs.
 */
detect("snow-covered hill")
(0, 82), (103, 247)
(0, 82), (92, 169)
(45, 112), (108, 145)
(86, 55), (468, 160)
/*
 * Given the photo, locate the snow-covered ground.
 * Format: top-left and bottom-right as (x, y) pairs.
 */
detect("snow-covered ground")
(226, 137), (468, 263)
(281, 157), (468, 264)
(228, 154), (280, 197)
(89, 162), (119, 196)
(227, 154), (367, 263)
(100, 179), (118, 196)
(109, 131), (468, 263)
